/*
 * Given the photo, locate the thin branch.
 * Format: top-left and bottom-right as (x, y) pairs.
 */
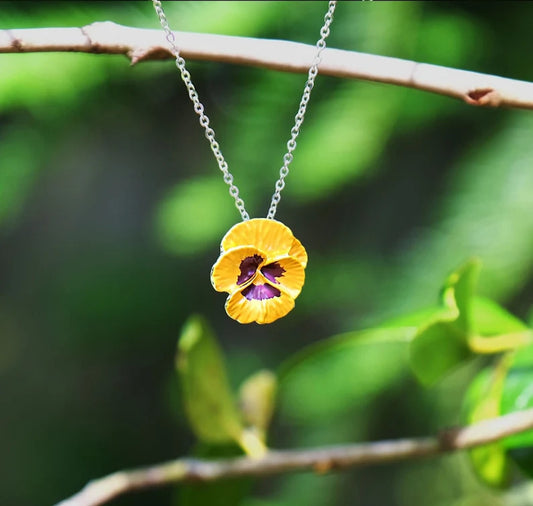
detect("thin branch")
(55, 408), (533, 506)
(1, 22), (533, 110)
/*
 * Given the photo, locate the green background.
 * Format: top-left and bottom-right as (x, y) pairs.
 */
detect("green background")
(1, 1), (533, 505)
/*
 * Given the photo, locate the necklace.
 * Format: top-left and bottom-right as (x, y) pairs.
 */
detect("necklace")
(152, 1), (337, 324)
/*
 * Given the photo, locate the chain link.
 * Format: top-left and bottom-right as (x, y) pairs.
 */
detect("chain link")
(267, 0), (336, 219)
(152, 0), (249, 220)
(152, 0), (337, 221)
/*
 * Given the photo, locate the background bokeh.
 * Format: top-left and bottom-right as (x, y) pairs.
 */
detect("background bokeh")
(2, 1), (533, 505)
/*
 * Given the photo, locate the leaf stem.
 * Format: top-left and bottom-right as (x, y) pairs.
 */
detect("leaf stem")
(469, 331), (533, 354)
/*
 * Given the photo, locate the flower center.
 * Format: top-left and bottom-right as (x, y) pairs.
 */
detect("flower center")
(261, 262), (286, 284)
(242, 283), (281, 301)
(237, 254), (264, 285)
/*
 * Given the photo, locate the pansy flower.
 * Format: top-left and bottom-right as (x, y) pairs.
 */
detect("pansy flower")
(211, 218), (307, 324)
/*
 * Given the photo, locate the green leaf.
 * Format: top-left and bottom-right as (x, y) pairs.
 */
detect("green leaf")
(463, 344), (533, 485)
(463, 359), (512, 488)
(409, 321), (471, 386)
(473, 297), (528, 336)
(468, 297), (532, 354)
(176, 315), (242, 443)
(382, 305), (457, 328)
(440, 257), (481, 333)
(238, 370), (277, 438)
(408, 259), (480, 385)
(501, 344), (533, 451)
(404, 260), (528, 385)
(278, 327), (415, 424)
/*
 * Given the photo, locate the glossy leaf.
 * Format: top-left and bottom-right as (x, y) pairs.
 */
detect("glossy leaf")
(176, 315), (242, 443)
(501, 344), (533, 452)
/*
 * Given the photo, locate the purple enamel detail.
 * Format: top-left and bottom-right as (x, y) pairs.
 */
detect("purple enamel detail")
(261, 262), (286, 284)
(237, 254), (263, 285)
(242, 283), (281, 301)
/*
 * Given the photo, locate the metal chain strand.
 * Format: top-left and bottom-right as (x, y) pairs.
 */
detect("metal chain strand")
(152, 0), (249, 221)
(152, 0), (337, 221)
(267, 0), (337, 219)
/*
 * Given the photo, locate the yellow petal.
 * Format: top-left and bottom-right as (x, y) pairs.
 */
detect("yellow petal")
(211, 246), (266, 294)
(221, 219), (295, 258)
(259, 257), (305, 299)
(288, 237), (308, 268)
(225, 287), (295, 324)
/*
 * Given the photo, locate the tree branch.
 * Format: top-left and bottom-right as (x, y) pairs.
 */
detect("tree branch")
(1, 22), (533, 110)
(55, 408), (533, 506)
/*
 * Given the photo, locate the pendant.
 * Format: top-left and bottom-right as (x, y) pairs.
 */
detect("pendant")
(210, 218), (308, 324)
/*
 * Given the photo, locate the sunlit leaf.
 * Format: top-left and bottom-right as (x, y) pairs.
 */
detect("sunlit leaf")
(409, 321), (471, 386)
(473, 297), (528, 336)
(469, 299), (531, 355)
(403, 259), (529, 384)
(382, 305), (456, 328)
(278, 327), (415, 424)
(176, 315), (242, 443)
(501, 344), (533, 452)
(463, 343), (533, 485)
(440, 257), (481, 334)
(238, 369), (277, 438)
(408, 259), (480, 385)
(463, 360), (511, 488)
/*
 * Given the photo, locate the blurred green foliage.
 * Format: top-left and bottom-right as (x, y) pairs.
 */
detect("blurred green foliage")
(177, 315), (243, 444)
(176, 262), (533, 501)
(2, 2), (533, 506)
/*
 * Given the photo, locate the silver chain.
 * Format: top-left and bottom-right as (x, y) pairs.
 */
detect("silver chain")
(152, 1), (337, 221)
(267, 1), (336, 219)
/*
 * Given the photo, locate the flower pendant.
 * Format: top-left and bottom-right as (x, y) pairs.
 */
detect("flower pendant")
(211, 218), (307, 324)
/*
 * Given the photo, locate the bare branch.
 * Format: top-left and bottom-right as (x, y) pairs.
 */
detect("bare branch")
(55, 408), (533, 506)
(1, 22), (533, 110)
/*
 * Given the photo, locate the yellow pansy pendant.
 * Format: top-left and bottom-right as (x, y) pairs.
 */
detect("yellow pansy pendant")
(153, 1), (336, 322)
(211, 219), (307, 324)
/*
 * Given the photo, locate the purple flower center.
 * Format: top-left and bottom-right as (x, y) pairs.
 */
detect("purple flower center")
(261, 262), (285, 284)
(242, 283), (281, 301)
(237, 254), (263, 285)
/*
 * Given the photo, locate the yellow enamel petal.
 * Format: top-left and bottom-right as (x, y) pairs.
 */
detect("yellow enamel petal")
(225, 289), (295, 325)
(221, 218), (295, 257)
(258, 257), (305, 299)
(211, 245), (266, 294)
(288, 237), (308, 268)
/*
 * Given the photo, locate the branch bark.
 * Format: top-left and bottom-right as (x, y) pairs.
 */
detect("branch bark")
(2, 22), (533, 110)
(55, 408), (533, 506)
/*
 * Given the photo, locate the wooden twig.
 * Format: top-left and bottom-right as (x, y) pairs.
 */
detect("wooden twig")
(55, 408), (533, 506)
(1, 22), (533, 110)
